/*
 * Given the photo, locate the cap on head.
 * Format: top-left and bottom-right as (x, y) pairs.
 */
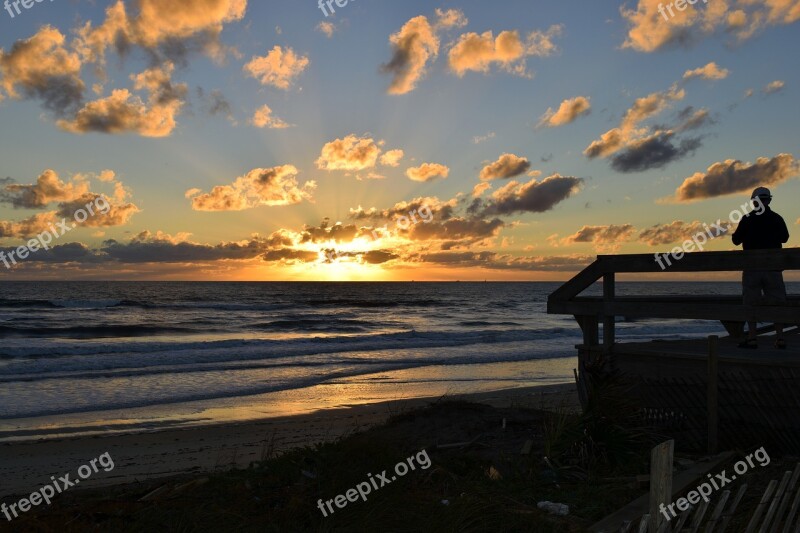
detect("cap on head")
(751, 187), (772, 199)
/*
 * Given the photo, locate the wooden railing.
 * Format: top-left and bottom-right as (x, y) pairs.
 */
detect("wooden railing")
(547, 248), (800, 348)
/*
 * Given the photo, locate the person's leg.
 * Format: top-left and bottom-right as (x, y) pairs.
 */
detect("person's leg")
(763, 271), (787, 345)
(741, 271), (761, 347)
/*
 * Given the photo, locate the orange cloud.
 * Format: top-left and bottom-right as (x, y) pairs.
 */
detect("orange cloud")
(622, 0), (800, 52)
(538, 96), (591, 128)
(58, 63), (187, 137)
(479, 154), (531, 181)
(188, 165), (316, 211)
(448, 25), (562, 78)
(671, 153), (799, 202)
(584, 85), (685, 159)
(379, 149), (405, 167)
(317, 135), (382, 172)
(406, 163), (450, 182)
(244, 46), (310, 90)
(683, 62), (730, 80)
(250, 104), (291, 129)
(382, 15), (439, 95)
(0, 26), (84, 113)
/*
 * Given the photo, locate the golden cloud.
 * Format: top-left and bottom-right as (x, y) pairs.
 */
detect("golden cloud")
(188, 165), (316, 211)
(406, 163), (450, 182)
(244, 46), (310, 90)
(317, 135), (382, 171)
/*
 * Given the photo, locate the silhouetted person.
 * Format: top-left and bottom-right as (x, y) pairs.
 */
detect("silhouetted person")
(732, 187), (790, 349)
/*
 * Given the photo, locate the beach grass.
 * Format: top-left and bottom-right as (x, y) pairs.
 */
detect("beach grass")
(11, 396), (657, 532)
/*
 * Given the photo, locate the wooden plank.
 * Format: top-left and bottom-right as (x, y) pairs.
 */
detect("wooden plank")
(745, 479), (778, 533)
(782, 486), (800, 533)
(550, 300), (800, 324)
(761, 471), (794, 533)
(591, 452), (735, 532)
(718, 483), (748, 533)
(594, 249), (800, 274)
(704, 490), (731, 532)
(650, 440), (675, 533)
(708, 336), (719, 454)
(604, 272), (616, 348)
(690, 500), (710, 533)
(673, 509), (692, 532)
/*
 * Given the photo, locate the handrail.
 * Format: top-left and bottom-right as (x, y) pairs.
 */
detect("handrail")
(548, 248), (800, 347)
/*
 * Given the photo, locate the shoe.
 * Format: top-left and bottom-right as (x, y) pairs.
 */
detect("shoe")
(738, 338), (758, 349)
(775, 339), (787, 350)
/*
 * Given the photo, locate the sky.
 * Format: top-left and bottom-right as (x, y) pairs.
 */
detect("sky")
(0, 0), (798, 281)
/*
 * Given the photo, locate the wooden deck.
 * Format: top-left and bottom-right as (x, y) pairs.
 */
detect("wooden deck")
(548, 249), (800, 452)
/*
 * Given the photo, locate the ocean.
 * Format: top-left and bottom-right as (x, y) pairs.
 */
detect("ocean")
(0, 281), (777, 441)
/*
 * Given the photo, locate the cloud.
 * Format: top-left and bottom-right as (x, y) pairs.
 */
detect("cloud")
(187, 165), (316, 211)
(379, 149), (405, 167)
(476, 174), (583, 216)
(584, 85), (685, 159)
(415, 251), (592, 272)
(622, 0), (800, 53)
(406, 163), (450, 182)
(56, 193), (140, 228)
(472, 182), (492, 198)
(479, 154), (531, 181)
(57, 63), (187, 137)
(538, 96), (591, 128)
(381, 15), (440, 95)
(639, 220), (708, 246)
(250, 104), (291, 129)
(671, 153), (799, 202)
(763, 80), (786, 94)
(434, 8), (468, 29)
(1, 170), (90, 209)
(675, 106), (715, 131)
(683, 62), (730, 80)
(610, 132), (702, 173)
(198, 88), (234, 122)
(100, 231), (277, 264)
(0, 170), (140, 237)
(75, 0), (247, 65)
(316, 21), (336, 38)
(447, 25), (562, 78)
(349, 196), (458, 223)
(0, 26), (84, 115)
(316, 135), (382, 171)
(473, 132), (496, 144)
(0, 212), (60, 239)
(558, 224), (636, 251)
(244, 46), (310, 90)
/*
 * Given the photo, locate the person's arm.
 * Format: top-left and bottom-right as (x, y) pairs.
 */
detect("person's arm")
(778, 215), (790, 244)
(732, 216), (747, 246)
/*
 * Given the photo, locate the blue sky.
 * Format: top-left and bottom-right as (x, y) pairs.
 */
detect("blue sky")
(0, 0), (797, 280)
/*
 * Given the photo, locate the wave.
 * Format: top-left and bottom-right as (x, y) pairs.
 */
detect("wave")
(0, 324), (206, 339)
(0, 327), (576, 376)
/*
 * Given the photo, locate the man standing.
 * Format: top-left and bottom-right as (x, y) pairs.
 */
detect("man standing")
(732, 187), (790, 349)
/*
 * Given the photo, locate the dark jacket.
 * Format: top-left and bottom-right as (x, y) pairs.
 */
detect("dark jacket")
(732, 207), (790, 250)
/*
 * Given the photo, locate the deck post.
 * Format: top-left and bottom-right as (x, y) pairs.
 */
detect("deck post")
(603, 273), (615, 349)
(708, 335), (719, 454)
(575, 315), (599, 346)
(649, 439), (674, 533)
